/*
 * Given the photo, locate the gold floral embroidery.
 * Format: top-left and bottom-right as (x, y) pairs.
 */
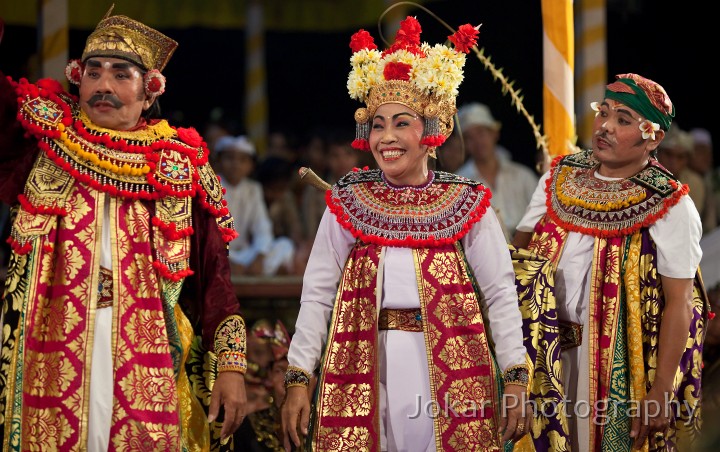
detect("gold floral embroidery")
(336, 297), (374, 332)
(315, 426), (372, 451)
(427, 251), (459, 285)
(125, 252), (157, 297)
(125, 309), (169, 354)
(58, 243), (85, 282)
(118, 364), (178, 412)
(22, 407), (73, 449)
(31, 294), (81, 342)
(113, 419), (180, 450)
(434, 293), (482, 327)
(25, 351), (77, 396)
(439, 336), (489, 370)
(448, 420), (498, 451)
(345, 255), (376, 289)
(446, 375), (492, 414)
(327, 341), (372, 375)
(125, 202), (152, 243)
(320, 383), (372, 417)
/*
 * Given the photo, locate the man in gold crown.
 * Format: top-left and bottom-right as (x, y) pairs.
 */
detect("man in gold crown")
(282, 16), (530, 452)
(0, 9), (247, 451)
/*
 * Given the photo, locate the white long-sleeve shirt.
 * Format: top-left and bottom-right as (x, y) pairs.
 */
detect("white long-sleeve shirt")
(288, 206), (527, 374)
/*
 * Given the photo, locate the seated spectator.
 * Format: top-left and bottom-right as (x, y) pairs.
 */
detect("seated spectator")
(300, 130), (361, 239)
(455, 102), (539, 239)
(657, 125), (711, 232)
(690, 127), (718, 234)
(215, 136), (294, 276)
(256, 156), (305, 274)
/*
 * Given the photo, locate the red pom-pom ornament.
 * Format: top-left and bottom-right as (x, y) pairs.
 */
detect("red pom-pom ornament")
(144, 69), (166, 96)
(65, 59), (83, 86)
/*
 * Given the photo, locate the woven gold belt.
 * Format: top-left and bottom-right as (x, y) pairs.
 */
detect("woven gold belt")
(378, 308), (423, 332)
(559, 320), (583, 351)
(97, 266), (113, 309)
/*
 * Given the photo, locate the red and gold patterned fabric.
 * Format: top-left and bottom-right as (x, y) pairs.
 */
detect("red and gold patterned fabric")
(516, 151), (709, 452)
(309, 170), (503, 451)
(0, 75), (245, 451)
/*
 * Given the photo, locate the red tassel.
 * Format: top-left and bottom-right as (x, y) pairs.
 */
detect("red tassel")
(7, 237), (33, 255)
(352, 139), (370, 151)
(709, 311), (716, 320)
(421, 135), (446, 147)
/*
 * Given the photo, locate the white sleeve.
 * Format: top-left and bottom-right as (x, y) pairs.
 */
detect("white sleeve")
(516, 171), (550, 233)
(649, 195), (703, 278)
(461, 208), (527, 371)
(287, 208), (355, 374)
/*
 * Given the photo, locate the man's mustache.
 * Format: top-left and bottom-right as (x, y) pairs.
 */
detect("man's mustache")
(87, 94), (123, 108)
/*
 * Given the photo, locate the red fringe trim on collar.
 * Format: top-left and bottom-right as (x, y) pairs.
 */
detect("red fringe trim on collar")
(326, 184), (492, 248)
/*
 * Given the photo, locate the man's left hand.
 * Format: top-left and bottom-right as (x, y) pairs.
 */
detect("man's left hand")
(499, 384), (532, 443)
(208, 371), (248, 442)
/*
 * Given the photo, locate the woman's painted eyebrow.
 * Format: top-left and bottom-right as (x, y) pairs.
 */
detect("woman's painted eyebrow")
(373, 112), (419, 121)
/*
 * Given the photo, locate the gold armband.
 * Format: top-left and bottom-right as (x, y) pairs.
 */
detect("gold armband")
(285, 365), (312, 389)
(214, 315), (247, 373)
(503, 364), (530, 387)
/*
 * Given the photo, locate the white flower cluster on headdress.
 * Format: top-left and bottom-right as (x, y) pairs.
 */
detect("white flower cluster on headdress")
(347, 16), (480, 150)
(347, 44), (467, 102)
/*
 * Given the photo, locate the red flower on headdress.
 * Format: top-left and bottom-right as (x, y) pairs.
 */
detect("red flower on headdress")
(350, 29), (377, 52)
(396, 16), (421, 46)
(144, 69), (166, 96)
(384, 62), (412, 81)
(64, 59), (83, 86)
(383, 16), (423, 56)
(449, 24), (480, 54)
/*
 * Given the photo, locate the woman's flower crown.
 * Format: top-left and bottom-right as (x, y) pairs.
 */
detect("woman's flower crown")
(348, 16), (479, 151)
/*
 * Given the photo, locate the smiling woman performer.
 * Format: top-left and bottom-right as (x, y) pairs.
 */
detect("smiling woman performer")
(281, 16), (530, 452)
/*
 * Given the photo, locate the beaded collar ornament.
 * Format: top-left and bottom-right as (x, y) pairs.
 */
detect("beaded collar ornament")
(348, 16), (479, 152)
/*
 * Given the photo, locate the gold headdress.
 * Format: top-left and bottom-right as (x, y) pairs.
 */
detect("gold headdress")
(348, 16), (479, 151)
(81, 7), (177, 72)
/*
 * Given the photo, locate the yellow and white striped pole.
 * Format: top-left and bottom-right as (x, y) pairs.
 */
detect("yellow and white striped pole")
(245, 0), (268, 156)
(40, 0), (68, 85)
(576, 0), (607, 148)
(541, 0), (575, 163)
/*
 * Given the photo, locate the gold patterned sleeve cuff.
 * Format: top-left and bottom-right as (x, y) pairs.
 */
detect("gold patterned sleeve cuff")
(214, 315), (247, 374)
(503, 364), (530, 388)
(284, 365), (312, 389)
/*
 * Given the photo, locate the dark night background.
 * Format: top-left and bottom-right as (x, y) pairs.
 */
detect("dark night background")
(0, 0), (713, 171)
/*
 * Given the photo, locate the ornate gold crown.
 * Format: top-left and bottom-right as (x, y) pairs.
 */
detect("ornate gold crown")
(82, 11), (177, 72)
(348, 16), (479, 150)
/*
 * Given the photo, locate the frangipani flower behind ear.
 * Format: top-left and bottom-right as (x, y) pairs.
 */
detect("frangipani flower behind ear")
(639, 119), (660, 140)
(590, 101), (600, 118)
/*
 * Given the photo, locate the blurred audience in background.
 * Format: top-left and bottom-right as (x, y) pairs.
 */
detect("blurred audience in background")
(436, 130), (466, 173)
(455, 102), (538, 239)
(657, 125), (715, 234)
(215, 135), (295, 276)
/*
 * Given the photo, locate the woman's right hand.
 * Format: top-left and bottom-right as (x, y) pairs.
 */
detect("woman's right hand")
(282, 385), (311, 451)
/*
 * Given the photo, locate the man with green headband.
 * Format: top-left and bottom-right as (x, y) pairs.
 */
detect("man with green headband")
(512, 73), (709, 451)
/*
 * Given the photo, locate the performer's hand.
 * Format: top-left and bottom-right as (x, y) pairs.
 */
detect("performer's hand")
(282, 385), (311, 451)
(499, 384), (531, 443)
(208, 371), (248, 442)
(630, 385), (673, 450)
